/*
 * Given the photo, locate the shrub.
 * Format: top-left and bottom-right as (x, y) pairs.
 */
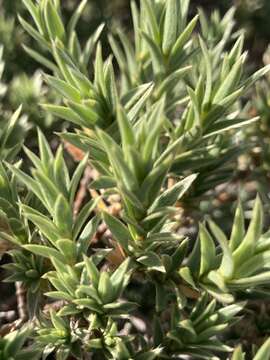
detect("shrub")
(1, 0), (270, 359)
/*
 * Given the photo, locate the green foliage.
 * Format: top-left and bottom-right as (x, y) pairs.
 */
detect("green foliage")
(0, 326), (40, 360)
(0, 0), (270, 359)
(182, 196), (270, 303)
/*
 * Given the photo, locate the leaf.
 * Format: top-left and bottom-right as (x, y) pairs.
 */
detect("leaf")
(233, 195), (263, 267)
(170, 239), (189, 271)
(37, 128), (53, 168)
(141, 0), (160, 44)
(199, 37), (212, 107)
(53, 146), (70, 197)
(229, 202), (245, 252)
(110, 258), (130, 298)
(54, 194), (73, 237)
(97, 129), (138, 191)
(98, 272), (115, 304)
(90, 176), (116, 190)
(4, 327), (30, 357)
(18, 15), (50, 50)
(142, 98), (166, 163)
(231, 346), (245, 360)
(234, 250), (270, 278)
(6, 165), (43, 206)
(22, 0), (43, 34)
(34, 171), (59, 213)
(149, 174), (197, 213)
(84, 255), (99, 288)
(162, 0), (178, 55)
(23, 44), (58, 72)
(45, 75), (81, 102)
(253, 338), (270, 360)
(228, 271), (270, 289)
(42, 104), (85, 127)
(73, 198), (98, 239)
(127, 82), (154, 123)
(213, 54), (245, 103)
(199, 224), (216, 276)
(44, 0), (65, 41)
(122, 82), (153, 110)
(22, 205), (61, 245)
(171, 15), (198, 60)
(56, 239), (77, 262)
(155, 66), (191, 98)
(69, 153), (89, 205)
(103, 212), (131, 252)
(45, 291), (73, 302)
(24, 245), (65, 263)
(1, 106), (22, 151)
(117, 105), (135, 155)
(77, 215), (100, 255)
(67, 0), (87, 35)
(207, 219), (234, 279)
(137, 252), (166, 273)
(68, 101), (98, 128)
(141, 31), (164, 76)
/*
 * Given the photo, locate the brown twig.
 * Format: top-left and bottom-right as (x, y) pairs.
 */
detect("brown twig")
(15, 282), (27, 322)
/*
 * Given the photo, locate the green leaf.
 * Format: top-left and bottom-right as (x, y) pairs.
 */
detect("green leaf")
(45, 75), (81, 102)
(141, 0), (160, 44)
(23, 44), (58, 72)
(141, 31), (164, 76)
(54, 194), (73, 238)
(229, 202), (245, 252)
(37, 128), (53, 168)
(254, 338), (270, 360)
(84, 255), (99, 288)
(162, 0), (178, 55)
(199, 37), (212, 107)
(45, 291), (73, 302)
(233, 195), (263, 267)
(213, 54), (245, 103)
(170, 15), (198, 61)
(98, 272), (115, 304)
(229, 271), (270, 289)
(199, 224), (216, 276)
(22, 206), (62, 245)
(117, 105), (135, 155)
(90, 176), (116, 190)
(77, 214), (100, 255)
(42, 104), (84, 127)
(18, 15), (50, 50)
(4, 327), (30, 357)
(234, 250), (270, 278)
(231, 346), (245, 360)
(137, 252), (165, 273)
(22, 0), (43, 34)
(73, 198), (98, 238)
(142, 98), (166, 163)
(69, 153), (89, 205)
(44, 0), (65, 41)
(56, 239), (77, 262)
(207, 219), (234, 279)
(24, 244), (65, 263)
(67, 0), (87, 35)
(68, 101), (98, 128)
(149, 174), (197, 213)
(103, 212), (131, 252)
(127, 82), (154, 123)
